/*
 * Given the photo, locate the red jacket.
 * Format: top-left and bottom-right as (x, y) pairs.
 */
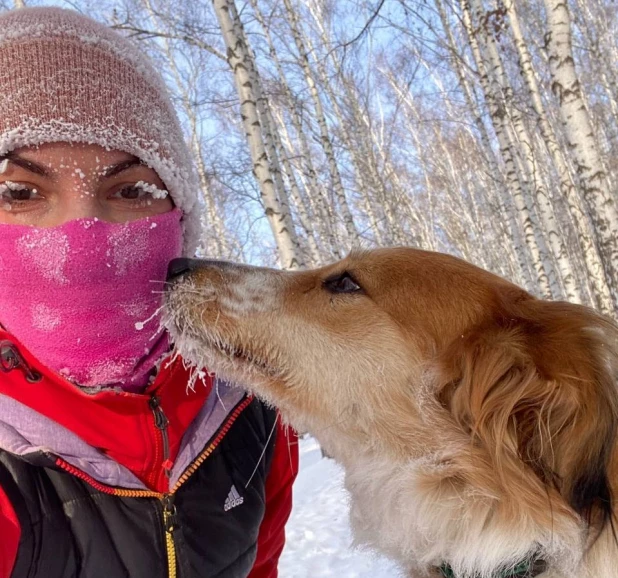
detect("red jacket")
(0, 328), (298, 578)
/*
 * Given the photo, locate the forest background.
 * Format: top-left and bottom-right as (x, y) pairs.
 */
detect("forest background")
(4, 0), (618, 316)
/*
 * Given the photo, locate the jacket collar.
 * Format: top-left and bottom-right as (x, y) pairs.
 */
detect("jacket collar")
(0, 328), (245, 491)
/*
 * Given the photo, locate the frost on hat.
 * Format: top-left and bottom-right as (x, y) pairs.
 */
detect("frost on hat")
(0, 7), (201, 255)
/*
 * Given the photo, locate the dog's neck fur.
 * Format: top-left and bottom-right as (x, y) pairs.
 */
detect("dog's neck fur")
(307, 418), (585, 578)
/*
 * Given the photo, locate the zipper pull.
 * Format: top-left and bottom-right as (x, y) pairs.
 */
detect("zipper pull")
(162, 493), (178, 533)
(0, 340), (42, 383)
(149, 395), (169, 429)
(149, 395), (172, 478)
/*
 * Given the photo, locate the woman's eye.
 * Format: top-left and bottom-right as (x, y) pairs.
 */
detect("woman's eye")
(0, 182), (40, 202)
(113, 185), (147, 200)
(111, 181), (168, 202)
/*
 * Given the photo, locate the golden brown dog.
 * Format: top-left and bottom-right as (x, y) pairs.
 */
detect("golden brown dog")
(164, 248), (618, 578)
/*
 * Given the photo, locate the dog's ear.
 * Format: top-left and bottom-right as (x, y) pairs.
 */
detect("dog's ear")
(437, 297), (618, 527)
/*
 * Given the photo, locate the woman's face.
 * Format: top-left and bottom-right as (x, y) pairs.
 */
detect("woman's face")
(0, 142), (174, 226)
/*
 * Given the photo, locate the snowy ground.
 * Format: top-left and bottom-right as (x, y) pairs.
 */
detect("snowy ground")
(279, 436), (405, 578)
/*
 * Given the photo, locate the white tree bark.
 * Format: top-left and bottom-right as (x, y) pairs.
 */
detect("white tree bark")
(473, 5), (581, 296)
(471, 0), (567, 299)
(225, 1), (305, 268)
(248, 0), (343, 258)
(543, 0), (618, 309)
(212, 0), (303, 270)
(275, 108), (343, 260)
(505, 0), (614, 312)
(572, 0), (618, 121)
(306, 1), (410, 246)
(463, 0), (553, 298)
(140, 0), (232, 259)
(270, 110), (323, 266)
(281, 0), (359, 245)
(435, 0), (532, 288)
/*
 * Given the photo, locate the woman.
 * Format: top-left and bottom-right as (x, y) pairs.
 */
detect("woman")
(0, 7), (298, 578)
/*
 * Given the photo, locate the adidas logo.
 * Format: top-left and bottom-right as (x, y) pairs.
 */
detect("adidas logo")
(224, 485), (244, 511)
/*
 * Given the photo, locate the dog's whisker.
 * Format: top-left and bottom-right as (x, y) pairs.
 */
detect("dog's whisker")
(244, 414), (279, 489)
(135, 304), (165, 331)
(163, 249), (618, 577)
(215, 378), (228, 411)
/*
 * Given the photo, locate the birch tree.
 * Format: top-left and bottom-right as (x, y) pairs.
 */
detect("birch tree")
(248, 0), (343, 259)
(543, 0), (618, 306)
(504, 0), (614, 312)
(434, 0), (532, 288)
(462, 0), (554, 298)
(212, 0), (304, 270)
(281, 0), (359, 245)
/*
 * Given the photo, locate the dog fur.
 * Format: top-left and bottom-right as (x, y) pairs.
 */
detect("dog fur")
(164, 248), (618, 578)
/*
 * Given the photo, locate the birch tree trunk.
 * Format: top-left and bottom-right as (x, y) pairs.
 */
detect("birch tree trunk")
(270, 113), (323, 266)
(248, 0), (343, 258)
(274, 106), (343, 260)
(435, 0), (532, 289)
(543, 0), (618, 309)
(212, 0), (303, 270)
(305, 1), (408, 246)
(470, 0), (566, 299)
(462, 0), (553, 298)
(505, 0), (614, 312)
(571, 0), (618, 121)
(281, 0), (359, 245)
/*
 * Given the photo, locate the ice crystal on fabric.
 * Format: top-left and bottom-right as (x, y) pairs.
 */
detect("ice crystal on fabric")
(0, 7), (202, 255)
(31, 303), (62, 332)
(16, 229), (70, 285)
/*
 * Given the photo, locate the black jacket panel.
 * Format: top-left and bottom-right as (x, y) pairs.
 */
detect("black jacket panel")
(0, 397), (277, 578)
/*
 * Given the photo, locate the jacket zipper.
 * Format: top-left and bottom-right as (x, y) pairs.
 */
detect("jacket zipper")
(54, 395), (253, 578)
(149, 395), (172, 479)
(149, 394), (175, 577)
(161, 494), (178, 578)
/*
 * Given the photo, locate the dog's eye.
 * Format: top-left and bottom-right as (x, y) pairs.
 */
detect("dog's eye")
(323, 272), (362, 294)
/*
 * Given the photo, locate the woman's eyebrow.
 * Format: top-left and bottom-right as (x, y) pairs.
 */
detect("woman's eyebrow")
(102, 158), (143, 178)
(0, 153), (144, 180)
(1, 153), (51, 177)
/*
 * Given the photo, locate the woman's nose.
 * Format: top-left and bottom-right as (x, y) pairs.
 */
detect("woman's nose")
(57, 190), (109, 223)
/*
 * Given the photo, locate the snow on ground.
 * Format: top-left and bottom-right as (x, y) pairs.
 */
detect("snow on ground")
(280, 436), (405, 578)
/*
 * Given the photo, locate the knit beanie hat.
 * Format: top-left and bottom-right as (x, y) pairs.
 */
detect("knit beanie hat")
(0, 7), (201, 256)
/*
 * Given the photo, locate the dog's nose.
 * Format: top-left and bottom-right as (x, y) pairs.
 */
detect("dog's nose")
(167, 257), (199, 280)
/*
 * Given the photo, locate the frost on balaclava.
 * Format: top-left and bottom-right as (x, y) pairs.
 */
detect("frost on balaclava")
(0, 6), (201, 255)
(0, 7), (202, 388)
(0, 211), (183, 390)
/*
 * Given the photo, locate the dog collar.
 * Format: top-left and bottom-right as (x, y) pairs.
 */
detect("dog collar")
(438, 557), (546, 577)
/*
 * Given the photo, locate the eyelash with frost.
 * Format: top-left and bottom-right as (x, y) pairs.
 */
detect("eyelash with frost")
(0, 181), (36, 194)
(0, 180), (167, 199)
(134, 180), (168, 199)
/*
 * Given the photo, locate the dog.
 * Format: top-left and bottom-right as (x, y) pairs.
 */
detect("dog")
(164, 248), (618, 578)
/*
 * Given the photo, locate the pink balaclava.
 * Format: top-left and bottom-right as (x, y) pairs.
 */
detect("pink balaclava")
(0, 212), (183, 390)
(0, 8), (202, 390)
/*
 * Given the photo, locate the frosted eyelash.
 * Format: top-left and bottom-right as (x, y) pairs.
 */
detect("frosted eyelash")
(134, 181), (168, 199)
(0, 181), (37, 194)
